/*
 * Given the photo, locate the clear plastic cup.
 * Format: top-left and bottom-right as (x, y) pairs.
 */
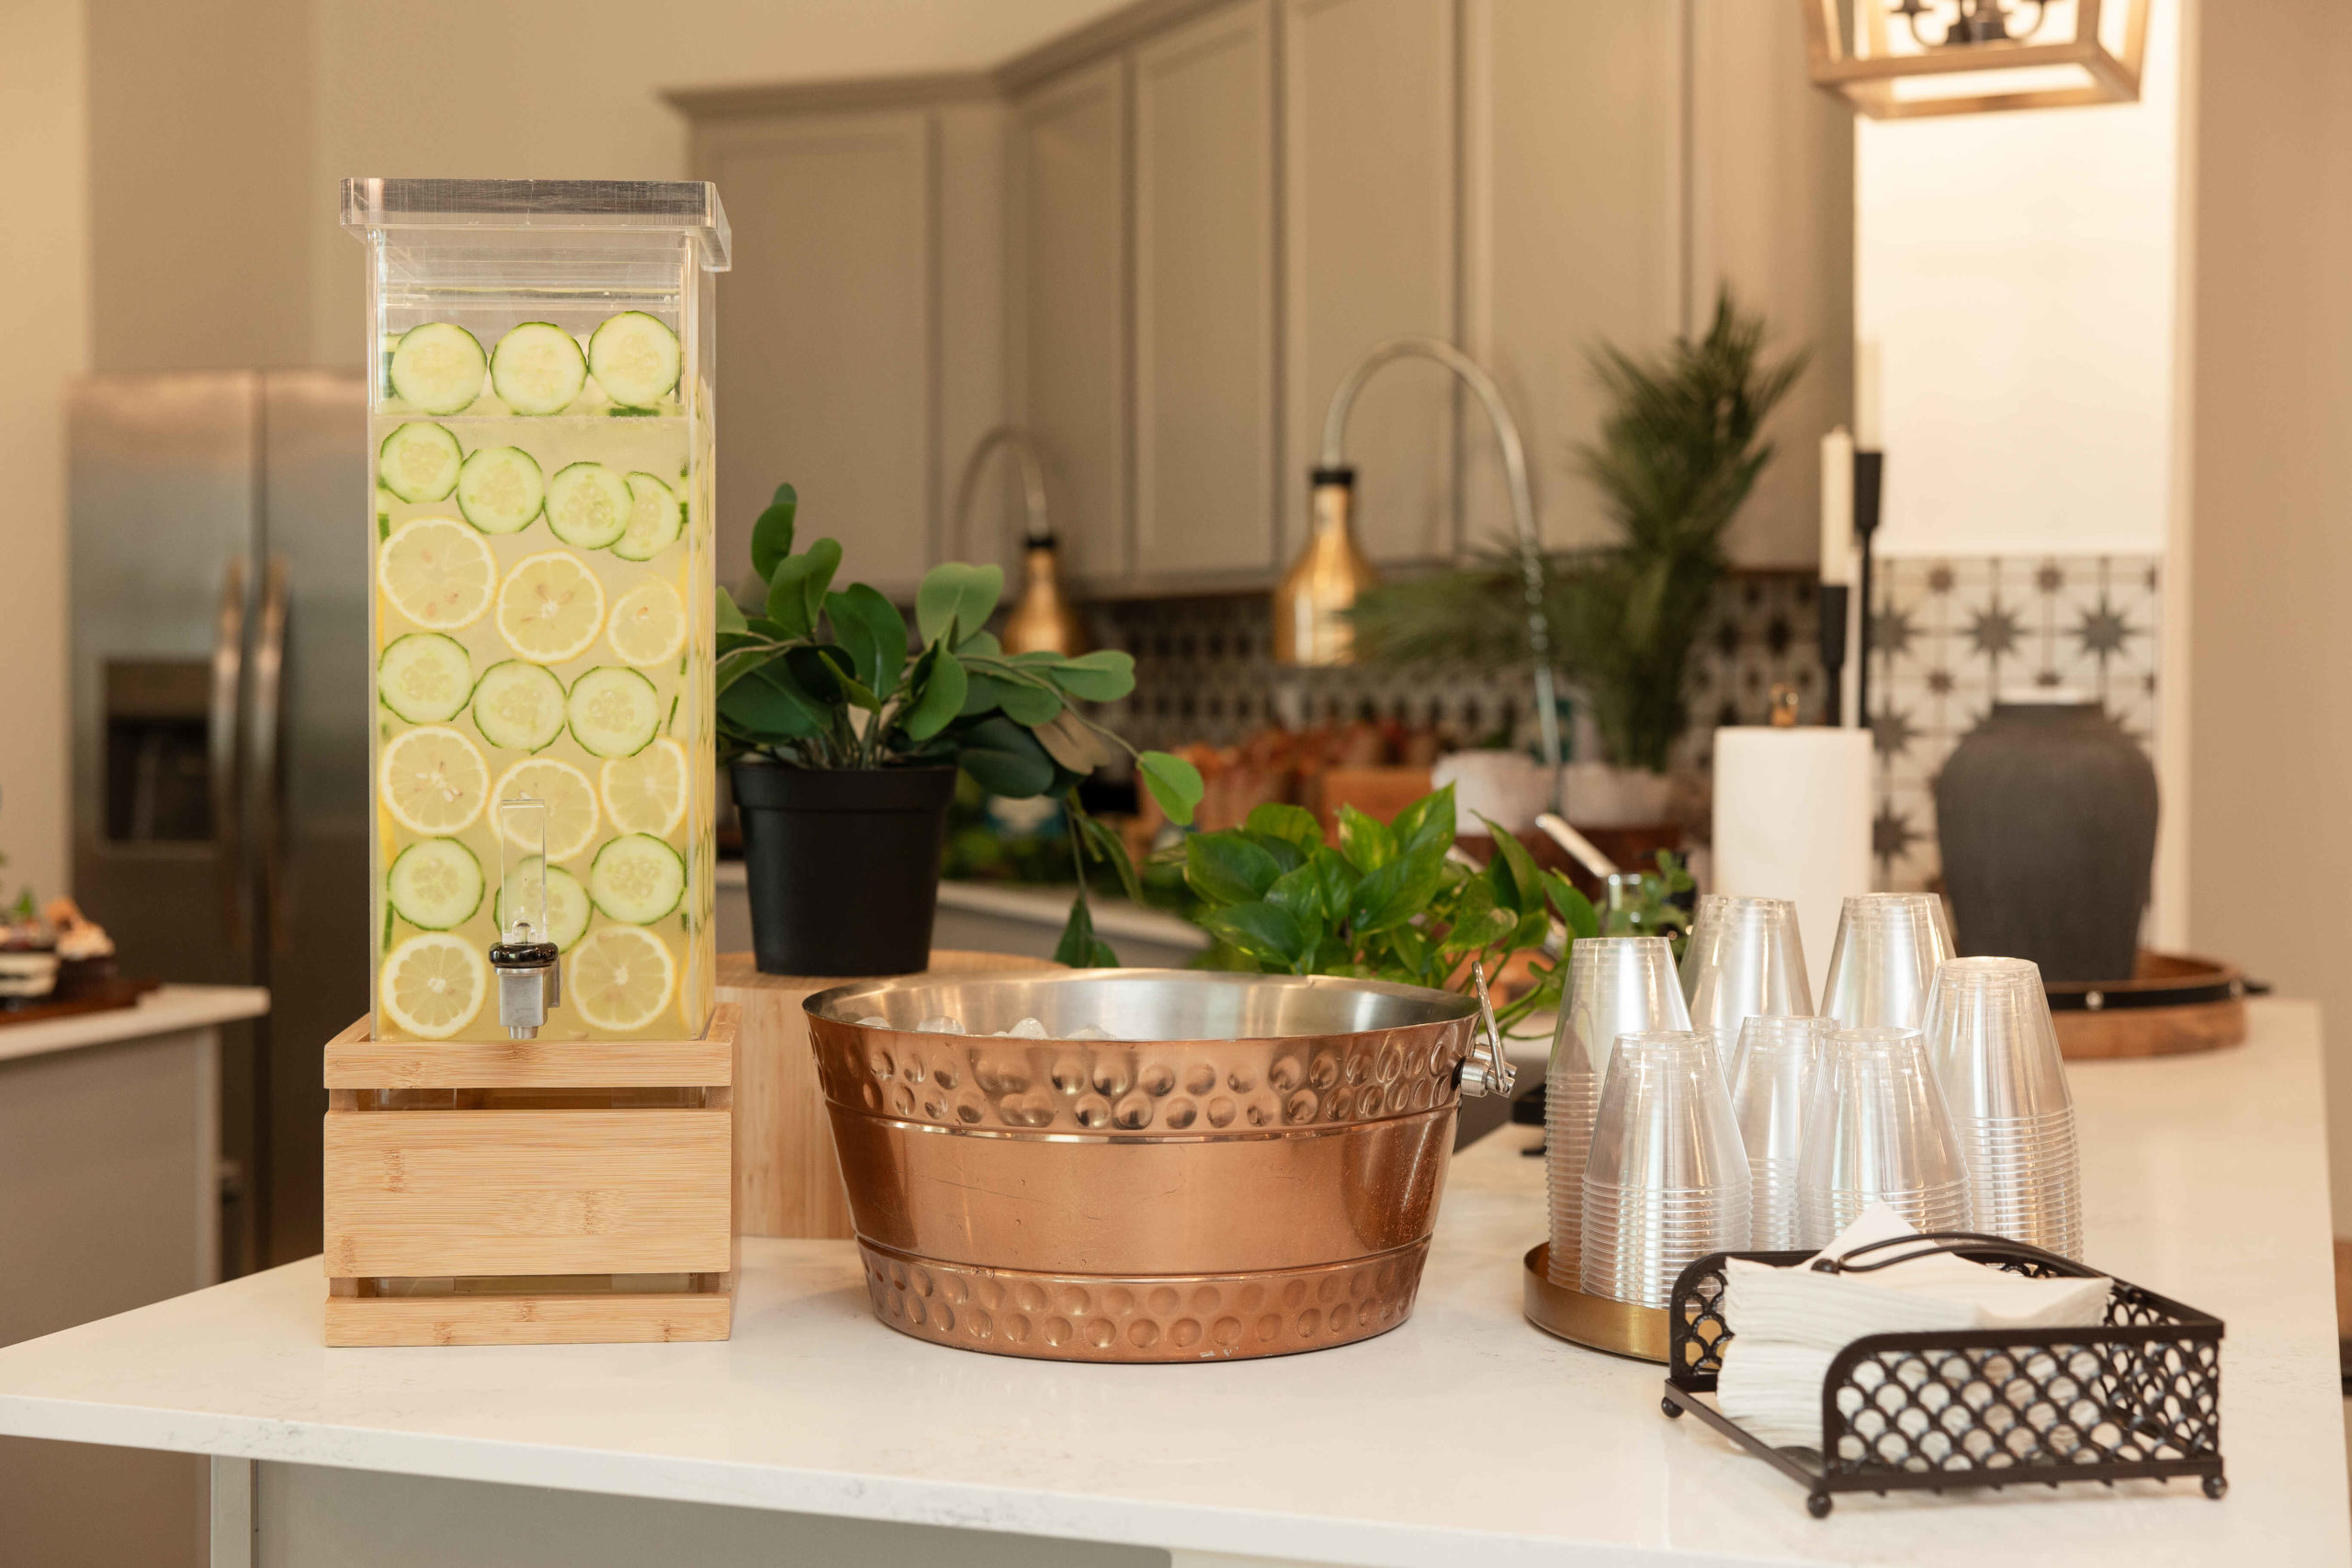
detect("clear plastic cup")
(1545, 937), (1690, 1286)
(1818, 894), (1956, 1031)
(1795, 1025), (1972, 1247)
(1728, 1014), (1830, 1250)
(1578, 1030), (1749, 1305)
(1680, 896), (1813, 1079)
(1921, 956), (2083, 1258)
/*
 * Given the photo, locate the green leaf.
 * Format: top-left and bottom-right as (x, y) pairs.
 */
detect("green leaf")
(1392, 784), (1457, 859)
(915, 562), (1003, 646)
(750, 483), (797, 580)
(1136, 750), (1204, 827)
(1349, 851), (1446, 935)
(823, 584), (906, 699)
(1336, 806), (1396, 874)
(1481, 816), (1547, 914)
(1542, 871), (1601, 940)
(1200, 902), (1309, 972)
(1311, 847), (1359, 924)
(958, 672), (1010, 718)
(1053, 894), (1119, 968)
(956, 715), (1057, 797)
(717, 666), (822, 740)
(1264, 863), (1325, 928)
(713, 643), (772, 697)
(902, 649), (967, 741)
(715, 588), (749, 637)
(1243, 802), (1322, 852)
(957, 629), (1002, 658)
(994, 676), (1063, 726)
(1075, 808), (1145, 904)
(764, 536), (841, 637)
(1046, 649), (1136, 703)
(783, 644), (850, 706)
(1184, 832), (1282, 906)
(1245, 832), (1306, 874)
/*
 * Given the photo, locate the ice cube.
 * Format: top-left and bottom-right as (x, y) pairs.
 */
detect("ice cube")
(855, 1015), (891, 1028)
(998, 1016), (1050, 1039)
(1066, 1024), (1118, 1041)
(914, 1016), (967, 1035)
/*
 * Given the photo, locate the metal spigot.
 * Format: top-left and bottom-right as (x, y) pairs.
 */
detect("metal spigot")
(491, 795), (560, 1039)
(1461, 961), (1518, 1098)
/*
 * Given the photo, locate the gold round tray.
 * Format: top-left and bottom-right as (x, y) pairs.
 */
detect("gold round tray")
(1521, 1242), (1669, 1363)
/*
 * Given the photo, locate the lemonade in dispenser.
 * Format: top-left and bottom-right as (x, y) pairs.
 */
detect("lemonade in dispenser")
(344, 178), (727, 1042)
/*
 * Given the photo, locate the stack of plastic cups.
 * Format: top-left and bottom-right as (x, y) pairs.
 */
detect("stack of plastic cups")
(1818, 892), (1955, 1031)
(1921, 956), (2083, 1260)
(1545, 936), (1689, 1288)
(1679, 894), (1813, 1088)
(1795, 1026), (1973, 1247)
(1579, 1031), (1751, 1308)
(1727, 1014), (1830, 1251)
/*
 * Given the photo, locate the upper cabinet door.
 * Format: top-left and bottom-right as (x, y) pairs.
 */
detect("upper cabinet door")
(1010, 61), (1130, 586)
(699, 111), (934, 597)
(1134, 0), (1277, 583)
(1284, 0), (1459, 568)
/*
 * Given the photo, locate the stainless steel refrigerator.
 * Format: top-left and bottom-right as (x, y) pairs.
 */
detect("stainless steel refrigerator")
(70, 371), (370, 1274)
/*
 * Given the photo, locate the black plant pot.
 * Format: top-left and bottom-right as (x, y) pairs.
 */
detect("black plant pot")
(1933, 700), (2157, 984)
(730, 761), (957, 977)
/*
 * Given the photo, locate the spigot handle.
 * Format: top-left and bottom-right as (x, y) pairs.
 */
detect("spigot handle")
(1461, 961), (1517, 1098)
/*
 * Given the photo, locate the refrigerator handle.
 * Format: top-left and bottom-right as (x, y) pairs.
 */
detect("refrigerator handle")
(250, 556), (290, 953)
(209, 557), (249, 957)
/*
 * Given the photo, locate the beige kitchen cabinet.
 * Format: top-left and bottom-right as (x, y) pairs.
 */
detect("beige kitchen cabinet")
(1009, 59), (1132, 586)
(1283, 0), (1460, 568)
(1133, 0), (1278, 584)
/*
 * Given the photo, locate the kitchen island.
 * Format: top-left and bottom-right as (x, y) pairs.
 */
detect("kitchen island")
(0, 1000), (2338, 1567)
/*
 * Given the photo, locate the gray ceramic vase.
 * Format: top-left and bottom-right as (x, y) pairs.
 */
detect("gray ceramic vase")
(1933, 699), (2156, 984)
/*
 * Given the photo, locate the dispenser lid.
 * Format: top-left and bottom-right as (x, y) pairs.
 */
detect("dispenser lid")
(340, 178), (730, 271)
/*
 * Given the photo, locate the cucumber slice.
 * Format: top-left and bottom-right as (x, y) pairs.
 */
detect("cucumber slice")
(472, 660), (568, 750)
(377, 484), (396, 542)
(390, 323), (486, 415)
(378, 632), (472, 724)
(614, 471), (683, 561)
(567, 666), (661, 758)
(379, 423), (462, 503)
(387, 838), (485, 931)
(588, 833), (685, 925)
(456, 446), (545, 535)
(546, 462), (633, 549)
(491, 322), (587, 415)
(588, 311), (681, 409)
(494, 861), (590, 953)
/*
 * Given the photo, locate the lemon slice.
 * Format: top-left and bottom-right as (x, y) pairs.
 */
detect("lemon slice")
(492, 757), (600, 862)
(600, 737), (688, 837)
(567, 925), (677, 1032)
(379, 724), (490, 834)
(607, 579), (687, 667)
(379, 931), (489, 1039)
(379, 517), (497, 630)
(496, 550), (606, 664)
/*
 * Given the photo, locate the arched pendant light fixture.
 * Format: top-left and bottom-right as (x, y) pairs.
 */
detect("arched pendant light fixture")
(1804, 0), (2149, 119)
(952, 426), (1088, 657)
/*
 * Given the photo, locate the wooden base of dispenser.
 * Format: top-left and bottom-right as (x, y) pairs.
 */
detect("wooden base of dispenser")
(321, 1006), (739, 1348)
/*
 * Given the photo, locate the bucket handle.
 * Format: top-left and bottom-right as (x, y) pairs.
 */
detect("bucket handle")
(1461, 962), (1517, 1098)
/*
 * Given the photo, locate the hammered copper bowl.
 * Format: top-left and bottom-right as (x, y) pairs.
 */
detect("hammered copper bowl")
(805, 969), (1480, 1364)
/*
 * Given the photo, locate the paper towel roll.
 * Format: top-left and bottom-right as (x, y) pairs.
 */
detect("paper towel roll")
(1713, 728), (1873, 1002)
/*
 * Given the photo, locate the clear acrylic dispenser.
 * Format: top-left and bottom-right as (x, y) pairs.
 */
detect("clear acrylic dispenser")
(345, 179), (727, 1043)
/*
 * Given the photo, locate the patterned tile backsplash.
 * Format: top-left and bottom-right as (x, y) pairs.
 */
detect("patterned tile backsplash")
(1083, 554), (2159, 894)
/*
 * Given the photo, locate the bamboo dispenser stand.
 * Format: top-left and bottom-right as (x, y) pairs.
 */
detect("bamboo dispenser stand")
(322, 1004), (740, 1347)
(719, 950), (1057, 1239)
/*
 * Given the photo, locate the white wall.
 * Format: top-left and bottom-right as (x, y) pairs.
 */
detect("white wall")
(0, 0), (89, 909)
(305, 0), (1128, 366)
(1857, 0), (2181, 559)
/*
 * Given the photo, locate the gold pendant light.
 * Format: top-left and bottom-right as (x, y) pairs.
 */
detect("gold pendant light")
(1272, 467), (1378, 666)
(952, 425), (1088, 657)
(1804, 0), (2150, 119)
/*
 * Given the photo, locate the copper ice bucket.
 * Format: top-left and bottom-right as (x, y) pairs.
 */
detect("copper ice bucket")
(805, 969), (1511, 1363)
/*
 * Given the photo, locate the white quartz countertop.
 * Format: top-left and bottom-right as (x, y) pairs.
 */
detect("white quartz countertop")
(0, 1000), (2339, 1565)
(0, 983), (269, 1066)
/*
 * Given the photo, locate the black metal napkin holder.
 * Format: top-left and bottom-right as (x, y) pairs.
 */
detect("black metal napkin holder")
(1658, 1233), (2225, 1517)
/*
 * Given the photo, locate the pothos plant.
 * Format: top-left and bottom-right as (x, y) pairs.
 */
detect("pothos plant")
(1181, 785), (1601, 1035)
(1182, 787), (1702, 1032)
(715, 483), (1204, 964)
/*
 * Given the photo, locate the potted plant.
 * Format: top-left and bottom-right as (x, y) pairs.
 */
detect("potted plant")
(1348, 288), (1804, 824)
(718, 484), (1202, 976)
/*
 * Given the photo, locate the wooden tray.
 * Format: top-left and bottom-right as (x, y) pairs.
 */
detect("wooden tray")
(2048, 951), (2248, 1059)
(0, 976), (160, 1028)
(322, 1005), (739, 1348)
